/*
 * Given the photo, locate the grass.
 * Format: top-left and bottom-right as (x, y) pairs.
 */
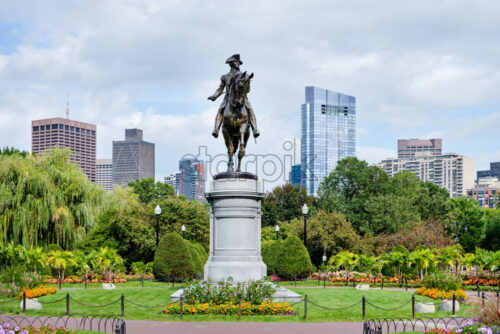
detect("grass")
(0, 282), (474, 322)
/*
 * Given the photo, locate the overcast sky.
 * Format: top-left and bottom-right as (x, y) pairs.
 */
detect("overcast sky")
(1, 0), (500, 190)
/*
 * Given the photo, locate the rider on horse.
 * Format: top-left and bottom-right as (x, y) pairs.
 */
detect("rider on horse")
(208, 54), (260, 139)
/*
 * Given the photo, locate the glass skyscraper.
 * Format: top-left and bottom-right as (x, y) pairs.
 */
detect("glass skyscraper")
(301, 86), (356, 196)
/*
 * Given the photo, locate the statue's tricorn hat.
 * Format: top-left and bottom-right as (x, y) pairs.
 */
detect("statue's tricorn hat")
(226, 54), (243, 65)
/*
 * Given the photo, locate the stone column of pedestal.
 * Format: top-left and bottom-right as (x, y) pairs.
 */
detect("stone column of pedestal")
(203, 173), (267, 283)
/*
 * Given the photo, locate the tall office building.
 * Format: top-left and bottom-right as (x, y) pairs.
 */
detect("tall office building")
(398, 139), (442, 159)
(178, 158), (205, 203)
(301, 86), (356, 196)
(477, 162), (500, 180)
(377, 152), (474, 197)
(112, 129), (155, 186)
(289, 164), (301, 186)
(96, 159), (113, 190)
(32, 118), (96, 181)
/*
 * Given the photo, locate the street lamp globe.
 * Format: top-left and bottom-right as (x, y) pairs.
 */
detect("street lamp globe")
(322, 254), (327, 263)
(181, 224), (186, 232)
(302, 203), (309, 216)
(275, 225), (280, 232)
(154, 204), (162, 215)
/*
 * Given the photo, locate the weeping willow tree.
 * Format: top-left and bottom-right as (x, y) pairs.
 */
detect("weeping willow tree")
(0, 148), (104, 249)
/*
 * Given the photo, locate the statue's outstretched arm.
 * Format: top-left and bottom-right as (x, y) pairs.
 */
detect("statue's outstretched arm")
(208, 76), (225, 101)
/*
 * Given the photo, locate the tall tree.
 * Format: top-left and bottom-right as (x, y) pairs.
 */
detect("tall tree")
(261, 184), (315, 227)
(0, 148), (104, 249)
(449, 197), (486, 252)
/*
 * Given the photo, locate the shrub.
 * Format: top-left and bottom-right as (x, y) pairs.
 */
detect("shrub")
(182, 278), (276, 305)
(261, 240), (283, 275)
(423, 272), (461, 291)
(153, 233), (195, 281)
(188, 241), (208, 277)
(277, 235), (313, 279)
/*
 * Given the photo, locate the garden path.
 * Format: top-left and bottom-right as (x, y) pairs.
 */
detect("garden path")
(125, 320), (364, 334)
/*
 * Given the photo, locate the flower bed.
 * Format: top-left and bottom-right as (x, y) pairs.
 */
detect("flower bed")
(163, 301), (294, 316)
(43, 275), (126, 284)
(415, 287), (467, 300)
(424, 320), (500, 333)
(463, 277), (499, 287)
(0, 322), (72, 334)
(309, 272), (422, 285)
(19, 285), (57, 300)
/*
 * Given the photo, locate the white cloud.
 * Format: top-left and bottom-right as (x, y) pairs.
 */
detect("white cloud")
(357, 146), (397, 164)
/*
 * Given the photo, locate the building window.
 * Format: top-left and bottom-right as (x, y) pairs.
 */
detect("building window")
(33, 126), (39, 131)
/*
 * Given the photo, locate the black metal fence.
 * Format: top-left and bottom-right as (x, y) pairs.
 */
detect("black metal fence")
(363, 317), (474, 334)
(0, 314), (125, 334)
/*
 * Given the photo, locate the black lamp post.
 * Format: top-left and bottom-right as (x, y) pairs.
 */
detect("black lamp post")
(181, 224), (186, 238)
(302, 203), (309, 245)
(154, 204), (162, 247)
(455, 222), (459, 242)
(275, 224), (279, 240)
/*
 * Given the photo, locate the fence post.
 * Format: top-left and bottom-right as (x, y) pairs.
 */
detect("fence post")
(381, 277), (384, 290)
(411, 294), (415, 318)
(238, 295), (242, 320)
(140, 276), (144, 288)
(304, 294), (308, 320)
(180, 294), (184, 319)
(317, 276), (320, 286)
(66, 292), (70, 315)
(22, 290), (26, 313)
(405, 277), (408, 291)
(477, 279), (480, 297)
(84, 276), (87, 289)
(362, 295), (366, 319)
(121, 294), (124, 317)
(59, 274), (62, 289)
(353, 276), (356, 288)
(377, 325), (382, 334)
(323, 276), (326, 288)
(373, 275), (376, 288)
(482, 292), (485, 306)
(345, 275), (349, 286)
(452, 293), (456, 315)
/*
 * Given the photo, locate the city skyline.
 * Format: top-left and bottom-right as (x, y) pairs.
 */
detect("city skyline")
(1, 2), (500, 189)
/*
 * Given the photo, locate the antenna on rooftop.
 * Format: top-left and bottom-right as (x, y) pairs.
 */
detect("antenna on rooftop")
(66, 93), (70, 119)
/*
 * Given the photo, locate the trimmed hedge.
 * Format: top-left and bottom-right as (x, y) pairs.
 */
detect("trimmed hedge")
(153, 232), (195, 281)
(262, 236), (312, 279)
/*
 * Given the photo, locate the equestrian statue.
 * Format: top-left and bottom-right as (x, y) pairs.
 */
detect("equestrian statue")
(208, 54), (258, 172)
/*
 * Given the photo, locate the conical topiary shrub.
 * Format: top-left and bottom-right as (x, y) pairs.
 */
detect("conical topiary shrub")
(153, 232), (194, 281)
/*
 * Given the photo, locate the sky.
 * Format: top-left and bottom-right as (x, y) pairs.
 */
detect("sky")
(1, 0), (500, 190)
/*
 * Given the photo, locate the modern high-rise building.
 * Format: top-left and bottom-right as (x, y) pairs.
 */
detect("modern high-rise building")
(377, 152), (474, 197)
(112, 129), (155, 186)
(178, 158), (205, 203)
(301, 86), (356, 196)
(289, 164), (301, 187)
(32, 118), (96, 181)
(477, 162), (500, 181)
(397, 138), (442, 159)
(96, 159), (113, 191)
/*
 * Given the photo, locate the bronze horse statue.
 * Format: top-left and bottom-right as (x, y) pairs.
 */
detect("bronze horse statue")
(222, 71), (254, 172)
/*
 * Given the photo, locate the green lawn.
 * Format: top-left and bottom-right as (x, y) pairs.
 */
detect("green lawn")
(0, 283), (474, 322)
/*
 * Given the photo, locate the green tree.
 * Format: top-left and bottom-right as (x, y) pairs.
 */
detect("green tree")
(290, 211), (361, 264)
(93, 247), (124, 281)
(276, 235), (313, 279)
(482, 209), (500, 251)
(449, 197), (486, 252)
(0, 148), (104, 248)
(261, 184), (315, 227)
(128, 178), (174, 204)
(365, 194), (420, 234)
(318, 157), (390, 234)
